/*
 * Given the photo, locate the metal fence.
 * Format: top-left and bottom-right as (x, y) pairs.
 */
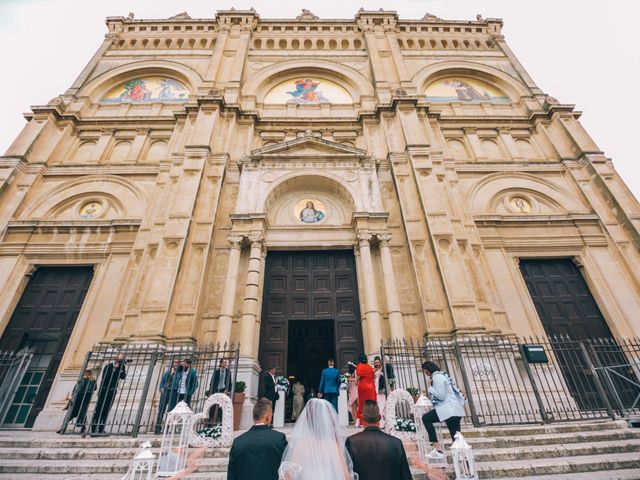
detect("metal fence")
(380, 336), (640, 427)
(0, 348), (34, 425)
(60, 343), (239, 437)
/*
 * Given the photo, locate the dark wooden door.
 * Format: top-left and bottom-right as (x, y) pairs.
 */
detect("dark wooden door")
(519, 258), (612, 340)
(259, 250), (363, 381)
(0, 266), (93, 427)
(519, 258), (635, 409)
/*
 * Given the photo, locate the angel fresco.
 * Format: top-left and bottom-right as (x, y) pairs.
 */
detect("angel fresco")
(287, 79), (330, 104)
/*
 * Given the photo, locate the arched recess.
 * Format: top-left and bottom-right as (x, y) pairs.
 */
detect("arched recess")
(242, 59), (374, 105)
(261, 174), (359, 226)
(467, 173), (588, 216)
(413, 61), (531, 103)
(20, 175), (148, 220)
(77, 60), (202, 103)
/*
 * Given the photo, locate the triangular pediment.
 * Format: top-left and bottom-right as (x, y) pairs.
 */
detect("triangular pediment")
(250, 135), (366, 160)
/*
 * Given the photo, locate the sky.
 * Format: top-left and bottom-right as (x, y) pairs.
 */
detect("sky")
(0, 0), (638, 200)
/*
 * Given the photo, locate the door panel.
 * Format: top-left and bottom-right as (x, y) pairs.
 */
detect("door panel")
(259, 250), (364, 380)
(0, 266), (94, 427)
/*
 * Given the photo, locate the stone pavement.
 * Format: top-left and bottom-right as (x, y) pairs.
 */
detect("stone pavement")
(0, 419), (639, 479)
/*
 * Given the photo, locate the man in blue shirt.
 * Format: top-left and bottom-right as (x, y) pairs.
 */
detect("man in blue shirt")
(318, 358), (341, 412)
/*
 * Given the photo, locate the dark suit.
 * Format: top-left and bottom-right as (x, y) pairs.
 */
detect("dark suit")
(91, 361), (126, 433)
(345, 426), (413, 480)
(210, 367), (232, 394)
(227, 425), (287, 480)
(262, 372), (278, 413)
(176, 367), (198, 406)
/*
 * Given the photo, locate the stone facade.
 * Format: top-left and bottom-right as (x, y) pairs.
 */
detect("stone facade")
(1, 9), (639, 430)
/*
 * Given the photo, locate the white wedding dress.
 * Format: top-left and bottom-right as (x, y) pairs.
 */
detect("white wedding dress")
(278, 398), (358, 480)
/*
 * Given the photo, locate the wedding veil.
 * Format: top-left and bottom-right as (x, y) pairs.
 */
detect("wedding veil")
(278, 398), (357, 480)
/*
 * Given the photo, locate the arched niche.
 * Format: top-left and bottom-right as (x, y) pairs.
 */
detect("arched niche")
(262, 175), (357, 227)
(101, 77), (189, 104)
(264, 77), (353, 105)
(77, 60), (200, 104)
(413, 62), (530, 104)
(20, 175), (147, 220)
(243, 60), (374, 105)
(427, 76), (510, 104)
(467, 173), (587, 216)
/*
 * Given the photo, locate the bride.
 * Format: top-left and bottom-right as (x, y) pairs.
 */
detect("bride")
(278, 398), (357, 480)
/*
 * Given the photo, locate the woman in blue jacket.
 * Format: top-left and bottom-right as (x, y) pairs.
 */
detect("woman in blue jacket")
(421, 361), (466, 459)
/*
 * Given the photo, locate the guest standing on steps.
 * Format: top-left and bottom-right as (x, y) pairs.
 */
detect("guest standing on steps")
(262, 366), (278, 423)
(176, 358), (198, 406)
(318, 358), (341, 412)
(421, 361), (466, 459)
(227, 398), (287, 480)
(91, 352), (127, 434)
(355, 354), (376, 426)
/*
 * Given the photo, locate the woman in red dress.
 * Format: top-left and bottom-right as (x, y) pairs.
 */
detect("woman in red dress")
(355, 354), (376, 426)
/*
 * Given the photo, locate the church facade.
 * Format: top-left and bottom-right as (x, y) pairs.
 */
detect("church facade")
(1, 9), (639, 430)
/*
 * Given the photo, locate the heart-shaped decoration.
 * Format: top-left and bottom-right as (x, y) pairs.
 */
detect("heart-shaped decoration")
(384, 388), (417, 441)
(188, 393), (234, 448)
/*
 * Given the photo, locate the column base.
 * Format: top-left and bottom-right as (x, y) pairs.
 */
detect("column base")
(235, 356), (261, 429)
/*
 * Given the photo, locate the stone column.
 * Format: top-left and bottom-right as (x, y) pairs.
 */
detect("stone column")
(239, 234), (264, 357)
(357, 233), (382, 351)
(216, 235), (244, 347)
(377, 233), (405, 340)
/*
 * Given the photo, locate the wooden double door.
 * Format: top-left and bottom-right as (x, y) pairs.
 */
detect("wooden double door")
(0, 267), (93, 427)
(259, 250), (364, 388)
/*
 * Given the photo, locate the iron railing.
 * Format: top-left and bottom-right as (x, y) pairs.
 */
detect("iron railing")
(60, 343), (239, 437)
(380, 336), (640, 427)
(0, 348), (34, 425)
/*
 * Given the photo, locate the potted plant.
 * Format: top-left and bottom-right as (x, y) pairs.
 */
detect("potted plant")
(233, 381), (246, 431)
(406, 386), (420, 403)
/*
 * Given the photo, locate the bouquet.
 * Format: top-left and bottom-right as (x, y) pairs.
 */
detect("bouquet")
(394, 417), (416, 432)
(275, 375), (290, 390)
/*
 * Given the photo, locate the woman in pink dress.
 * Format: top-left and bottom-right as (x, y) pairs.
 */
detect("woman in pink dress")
(355, 354), (376, 426)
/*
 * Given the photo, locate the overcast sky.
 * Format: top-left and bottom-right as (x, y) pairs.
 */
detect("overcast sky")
(1, 0), (638, 200)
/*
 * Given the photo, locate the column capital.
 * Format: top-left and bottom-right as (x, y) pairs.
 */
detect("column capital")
(227, 235), (244, 248)
(376, 232), (392, 246)
(248, 233), (264, 246)
(356, 232), (373, 248)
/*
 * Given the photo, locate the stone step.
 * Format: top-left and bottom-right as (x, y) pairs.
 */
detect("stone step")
(495, 469), (640, 480)
(475, 452), (640, 478)
(0, 446), (230, 460)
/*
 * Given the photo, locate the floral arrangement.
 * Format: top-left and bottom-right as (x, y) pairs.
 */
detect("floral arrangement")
(406, 386), (420, 397)
(275, 376), (290, 390)
(197, 425), (222, 438)
(394, 417), (416, 432)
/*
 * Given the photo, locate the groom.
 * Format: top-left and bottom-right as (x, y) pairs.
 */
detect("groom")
(318, 358), (340, 412)
(227, 398), (287, 480)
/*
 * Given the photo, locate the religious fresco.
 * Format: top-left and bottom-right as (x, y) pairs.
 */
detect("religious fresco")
(296, 199), (326, 223)
(425, 77), (509, 103)
(264, 78), (353, 104)
(102, 77), (189, 103)
(79, 201), (103, 219)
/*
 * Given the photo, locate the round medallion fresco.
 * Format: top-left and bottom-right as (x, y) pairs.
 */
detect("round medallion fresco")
(264, 78), (353, 105)
(295, 199), (326, 224)
(426, 77), (509, 103)
(102, 77), (189, 103)
(79, 201), (103, 219)
(509, 196), (532, 213)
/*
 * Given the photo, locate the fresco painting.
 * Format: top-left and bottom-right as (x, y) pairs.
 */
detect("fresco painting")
(264, 78), (353, 104)
(426, 77), (509, 103)
(102, 77), (189, 103)
(295, 199), (326, 224)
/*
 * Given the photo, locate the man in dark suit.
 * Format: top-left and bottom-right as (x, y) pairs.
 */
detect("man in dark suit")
(208, 358), (232, 423)
(318, 358), (340, 412)
(91, 352), (127, 434)
(155, 359), (179, 433)
(262, 366), (278, 421)
(227, 398), (287, 480)
(345, 400), (413, 480)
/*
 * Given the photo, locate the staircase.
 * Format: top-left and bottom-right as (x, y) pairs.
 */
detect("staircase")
(0, 420), (638, 479)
